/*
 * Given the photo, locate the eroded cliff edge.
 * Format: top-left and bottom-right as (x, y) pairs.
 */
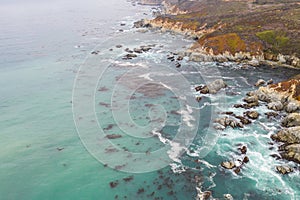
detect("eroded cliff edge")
(136, 0), (300, 68)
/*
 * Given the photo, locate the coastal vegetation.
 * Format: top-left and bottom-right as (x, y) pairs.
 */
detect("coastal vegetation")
(148, 0), (300, 67)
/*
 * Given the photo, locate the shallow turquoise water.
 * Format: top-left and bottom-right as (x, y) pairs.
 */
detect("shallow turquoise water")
(1, 0), (300, 200)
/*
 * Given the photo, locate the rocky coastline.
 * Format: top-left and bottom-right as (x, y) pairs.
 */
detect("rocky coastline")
(134, 0), (300, 69)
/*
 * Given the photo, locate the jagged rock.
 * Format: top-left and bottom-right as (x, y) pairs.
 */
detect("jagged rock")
(235, 115), (251, 125)
(255, 89), (271, 102)
(133, 19), (151, 28)
(281, 144), (300, 164)
(267, 79), (273, 85)
(123, 53), (138, 60)
(255, 79), (266, 87)
(246, 91), (256, 96)
(276, 166), (293, 175)
(267, 101), (284, 111)
(177, 56), (183, 61)
(233, 104), (244, 108)
(265, 112), (279, 119)
(167, 55), (174, 60)
(214, 124), (225, 130)
(244, 111), (259, 119)
(285, 101), (299, 113)
(234, 167), (241, 174)
(239, 146), (247, 154)
(243, 95), (258, 104)
(175, 62), (181, 68)
(243, 156), (249, 163)
(195, 85), (205, 92)
(224, 194), (234, 200)
(221, 161), (236, 169)
(206, 79), (227, 94)
(125, 48), (133, 53)
(134, 48), (143, 53)
(196, 96), (202, 102)
(271, 126), (300, 144)
(243, 101), (259, 109)
(215, 117), (243, 128)
(200, 86), (209, 94)
(140, 45), (152, 52)
(282, 113), (300, 127)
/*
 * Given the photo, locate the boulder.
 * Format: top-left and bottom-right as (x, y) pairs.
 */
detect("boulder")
(221, 161), (236, 169)
(244, 111), (259, 119)
(276, 166), (293, 175)
(134, 48), (143, 53)
(206, 79), (227, 94)
(282, 113), (300, 127)
(243, 95), (258, 104)
(235, 115), (251, 125)
(271, 126), (300, 144)
(255, 79), (266, 87)
(285, 101), (299, 113)
(265, 112), (279, 119)
(281, 143), (300, 164)
(267, 101), (284, 111)
(239, 146), (247, 154)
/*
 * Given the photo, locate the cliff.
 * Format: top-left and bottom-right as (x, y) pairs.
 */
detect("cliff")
(140, 0), (300, 68)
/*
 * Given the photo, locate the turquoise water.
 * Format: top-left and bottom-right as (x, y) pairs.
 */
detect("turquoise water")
(1, 0), (300, 199)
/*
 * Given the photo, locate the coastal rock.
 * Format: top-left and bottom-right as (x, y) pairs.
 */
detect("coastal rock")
(133, 19), (151, 28)
(123, 53), (137, 60)
(281, 144), (300, 164)
(195, 85), (205, 92)
(243, 156), (249, 163)
(285, 101), (299, 113)
(215, 117), (243, 129)
(134, 48), (143, 53)
(189, 53), (213, 62)
(206, 79), (227, 94)
(267, 101), (284, 111)
(239, 146), (247, 154)
(243, 95), (258, 104)
(221, 161), (236, 169)
(235, 115), (251, 125)
(276, 166), (293, 175)
(282, 113), (300, 127)
(271, 126), (300, 144)
(265, 112), (279, 119)
(255, 79), (266, 87)
(244, 111), (259, 119)
(224, 194), (234, 200)
(200, 86), (209, 94)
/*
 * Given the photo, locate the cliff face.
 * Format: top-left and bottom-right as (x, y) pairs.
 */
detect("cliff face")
(144, 0), (300, 68)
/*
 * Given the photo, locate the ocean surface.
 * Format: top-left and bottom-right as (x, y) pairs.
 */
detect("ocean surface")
(1, 0), (300, 199)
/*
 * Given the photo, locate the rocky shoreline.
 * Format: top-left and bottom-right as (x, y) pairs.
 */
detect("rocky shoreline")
(133, 0), (300, 69)
(196, 77), (300, 175)
(134, 18), (300, 69)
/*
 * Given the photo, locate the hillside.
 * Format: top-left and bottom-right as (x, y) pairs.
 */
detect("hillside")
(141, 0), (300, 67)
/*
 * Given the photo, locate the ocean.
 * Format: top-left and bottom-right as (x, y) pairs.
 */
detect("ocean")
(1, 0), (300, 199)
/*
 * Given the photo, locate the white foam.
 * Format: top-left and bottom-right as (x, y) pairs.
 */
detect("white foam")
(138, 73), (153, 81)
